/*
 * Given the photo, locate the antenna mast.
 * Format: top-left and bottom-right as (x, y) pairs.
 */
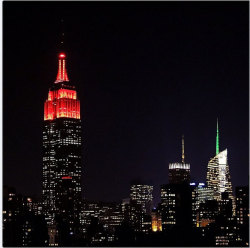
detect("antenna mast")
(182, 135), (185, 163)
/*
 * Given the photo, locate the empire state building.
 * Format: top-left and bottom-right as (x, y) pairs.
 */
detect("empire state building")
(42, 52), (82, 235)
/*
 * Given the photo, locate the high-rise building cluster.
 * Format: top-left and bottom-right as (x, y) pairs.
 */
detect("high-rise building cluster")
(3, 53), (249, 247)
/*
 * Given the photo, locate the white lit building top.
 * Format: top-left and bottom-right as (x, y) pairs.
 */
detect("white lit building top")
(169, 163), (190, 170)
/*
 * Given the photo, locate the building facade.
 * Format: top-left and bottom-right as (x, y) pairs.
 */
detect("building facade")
(80, 201), (124, 243)
(160, 183), (192, 229)
(235, 186), (249, 226)
(196, 200), (219, 228)
(235, 186), (249, 246)
(190, 182), (214, 226)
(206, 149), (234, 204)
(3, 186), (49, 246)
(130, 184), (153, 215)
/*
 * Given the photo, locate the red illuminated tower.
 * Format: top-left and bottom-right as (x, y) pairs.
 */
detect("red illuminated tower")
(44, 53), (80, 120)
(42, 53), (82, 244)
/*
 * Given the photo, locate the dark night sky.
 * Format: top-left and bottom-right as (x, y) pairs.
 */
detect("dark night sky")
(3, 2), (249, 205)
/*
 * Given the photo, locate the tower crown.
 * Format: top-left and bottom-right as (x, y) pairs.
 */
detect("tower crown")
(44, 53), (80, 121)
(55, 52), (69, 83)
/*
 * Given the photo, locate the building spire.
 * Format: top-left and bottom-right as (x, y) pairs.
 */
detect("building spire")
(182, 135), (185, 163)
(55, 53), (69, 83)
(59, 18), (65, 52)
(55, 19), (69, 83)
(216, 118), (219, 155)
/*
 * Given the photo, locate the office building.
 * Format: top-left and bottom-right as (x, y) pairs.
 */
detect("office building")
(206, 120), (235, 211)
(196, 200), (219, 228)
(236, 186), (249, 226)
(235, 186), (249, 246)
(42, 52), (82, 244)
(190, 182), (213, 226)
(81, 201), (123, 242)
(160, 183), (192, 230)
(130, 184), (153, 215)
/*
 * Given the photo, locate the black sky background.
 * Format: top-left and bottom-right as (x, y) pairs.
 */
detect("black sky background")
(3, 2), (249, 205)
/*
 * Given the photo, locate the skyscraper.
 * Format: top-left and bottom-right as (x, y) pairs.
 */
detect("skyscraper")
(206, 120), (234, 210)
(169, 135), (190, 184)
(160, 183), (192, 229)
(42, 52), (82, 243)
(189, 182), (213, 226)
(235, 186), (249, 246)
(235, 186), (249, 226)
(130, 184), (153, 215)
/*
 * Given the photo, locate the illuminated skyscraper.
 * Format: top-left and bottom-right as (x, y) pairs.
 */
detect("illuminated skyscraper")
(190, 182), (213, 226)
(235, 186), (249, 246)
(206, 120), (234, 210)
(42, 53), (82, 242)
(160, 183), (192, 229)
(130, 184), (153, 215)
(127, 184), (153, 233)
(169, 135), (190, 184)
(236, 186), (249, 226)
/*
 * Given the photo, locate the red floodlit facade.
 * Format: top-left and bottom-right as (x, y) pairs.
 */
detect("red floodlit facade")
(62, 176), (72, 180)
(56, 53), (69, 82)
(44, 89), (80, 120)
(44, 53), (80, 120)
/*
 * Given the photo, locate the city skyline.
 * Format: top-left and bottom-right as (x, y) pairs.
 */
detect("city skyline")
(4, 2), (249, 206)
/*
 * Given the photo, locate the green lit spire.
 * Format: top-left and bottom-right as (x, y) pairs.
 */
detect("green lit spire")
(216, 118), (219, 155)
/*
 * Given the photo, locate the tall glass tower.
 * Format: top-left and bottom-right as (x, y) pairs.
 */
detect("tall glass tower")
(42, 53), (82, 242)
(206, 120), (235, 213)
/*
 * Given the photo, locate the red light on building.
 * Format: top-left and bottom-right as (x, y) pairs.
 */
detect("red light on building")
(44, 91), (80, 120)
(62, 176), (72, 179)
(59, 53), (66, 58)
(44, 52), (80, 121)
(56, 52), (69, 83)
